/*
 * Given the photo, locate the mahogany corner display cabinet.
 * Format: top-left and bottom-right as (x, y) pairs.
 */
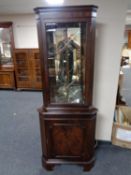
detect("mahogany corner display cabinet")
(34, 5), (98, 171)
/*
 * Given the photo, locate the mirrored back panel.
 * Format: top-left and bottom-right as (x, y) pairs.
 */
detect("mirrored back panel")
(0, 22), (14, 66)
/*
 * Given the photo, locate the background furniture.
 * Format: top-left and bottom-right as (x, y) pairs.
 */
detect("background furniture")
(0, 65), (15, 88)
(0, 22), (15, 89)
(128, 30), (131, 48)
(14, 48), (42, 90)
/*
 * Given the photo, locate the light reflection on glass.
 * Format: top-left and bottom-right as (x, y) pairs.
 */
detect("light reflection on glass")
(0, 27), (12, 65)
(46, 23), (86, 104)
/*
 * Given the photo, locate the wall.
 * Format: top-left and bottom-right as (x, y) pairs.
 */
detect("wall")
(0, 14), (38, 48)
(0, 0), (128, 140)
(80, 0), (128, 141)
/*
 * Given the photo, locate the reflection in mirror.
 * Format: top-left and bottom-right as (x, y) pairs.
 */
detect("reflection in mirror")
(46, 23), (86, 104)
(118, 43), (131, 106)
(115, 42), (131, 128)
(0, 23), (13, 66)
(112, 25), (131, 148)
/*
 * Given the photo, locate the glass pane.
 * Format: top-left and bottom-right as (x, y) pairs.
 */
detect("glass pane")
(46, 23), (86, 104)
(0, 27), (12, 65)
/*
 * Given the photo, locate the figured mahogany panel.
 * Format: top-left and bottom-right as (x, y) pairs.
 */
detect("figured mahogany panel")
(51, 125), (84, 156)
(43, 119), (93, 159)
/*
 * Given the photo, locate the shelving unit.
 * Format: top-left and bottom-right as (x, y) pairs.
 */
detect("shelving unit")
(14, 48), (42, 90)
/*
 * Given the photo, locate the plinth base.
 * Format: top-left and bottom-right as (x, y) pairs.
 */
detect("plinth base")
(42, 156), (95, 171)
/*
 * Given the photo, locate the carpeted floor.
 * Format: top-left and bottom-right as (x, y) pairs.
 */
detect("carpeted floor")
(0, 90), (131, 175)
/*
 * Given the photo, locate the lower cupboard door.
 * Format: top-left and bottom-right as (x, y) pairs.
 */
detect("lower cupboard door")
(45, 120), (92, 160)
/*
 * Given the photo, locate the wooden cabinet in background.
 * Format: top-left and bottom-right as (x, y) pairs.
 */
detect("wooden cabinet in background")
(0, 22), (15, 89)
(30, 49), (42, 89)
(0, 66), (15, 89)
(14, 49), (42, 90)
(128, 30), (131, 49)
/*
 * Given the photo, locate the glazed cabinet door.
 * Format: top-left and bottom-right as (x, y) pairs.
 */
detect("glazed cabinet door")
(14, 49), (32, 88)
(14, 49), (42, 89)
(45, 22), (87, 105)
(30, 49), (42, 89)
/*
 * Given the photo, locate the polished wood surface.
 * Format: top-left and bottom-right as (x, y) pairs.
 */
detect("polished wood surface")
(39, 107), (97, 171)
(0, 66), (15, 88)
(128, 30), (131, 49)
(35, 5), (98, 171)
(14, 48), (42, 90)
